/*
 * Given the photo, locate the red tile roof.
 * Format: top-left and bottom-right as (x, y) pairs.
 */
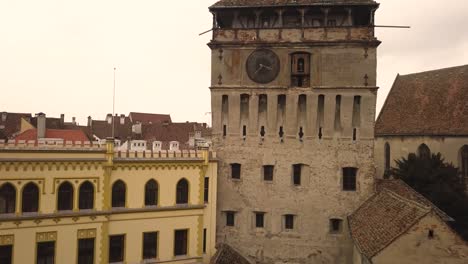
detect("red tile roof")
(376, 65), (468, 136)
(349, 180), (453, 259)
(210, 0), (377, 9)
(129, 112), (171, 124)
(0, 112), (32, 139)
(15, 129), (90, 142)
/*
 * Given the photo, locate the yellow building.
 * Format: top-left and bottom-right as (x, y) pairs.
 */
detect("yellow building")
(0, 139), (217, 264)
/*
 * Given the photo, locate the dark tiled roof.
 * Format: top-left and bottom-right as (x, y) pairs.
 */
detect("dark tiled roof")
(142, 122), (211, 150)
(129, 112), (171, 124)
(0, 112), (32, 139)
(349, 180), (453, 259)
(210, 0), (377, 9)
(15, 129), (90, 142)
(89, 117), (133, 140)
(30, 117), (63, 129)
(210, 243), (251, 264)
(376, 65), (468, 136)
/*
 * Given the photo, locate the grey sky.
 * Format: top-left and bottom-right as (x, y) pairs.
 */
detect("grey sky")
(1, 0), (467, 125)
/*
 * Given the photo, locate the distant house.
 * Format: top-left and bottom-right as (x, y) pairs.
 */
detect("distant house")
(0, 112), (32, 139)
(349, 180), (468, 264)
(375, 65), (468, 180)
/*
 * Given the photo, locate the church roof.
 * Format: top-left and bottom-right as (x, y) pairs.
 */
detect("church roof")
(376, 65), (468, 136)
(210, 0), (377, 9)
(348, 180), (453, 259)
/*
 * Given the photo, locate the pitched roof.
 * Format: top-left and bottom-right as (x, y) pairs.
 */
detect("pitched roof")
(0, 112), (32, 139)
(15, 129), (89, 142)
(142, 122), (211, 150)
(376, 65), (468, 136)
(349, 180), (453, 259)
(89, 117), (133, 140)
(210, 243), (251, 264)
(129, 112), (171, 124)
(210, 0), (377, 9)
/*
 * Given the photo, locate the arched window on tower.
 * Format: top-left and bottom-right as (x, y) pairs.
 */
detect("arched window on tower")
(145, 180), (159, 206)
(112, 180), (126, 208)
(176, 179), (189, 205)
(460, 145), (468, 179)
(384, 142), (391, 178)
(22, 182), (39, 213)
(297, 58), (305, 73)
(57, 182), (74, 211)
(418, 144), (431, 159)
(79, 181), (94, 210)
(291, 53), (311, 87)
(0, 183), (16, 214)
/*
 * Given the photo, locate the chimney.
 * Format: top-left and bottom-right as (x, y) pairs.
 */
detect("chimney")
(36, 112), (46, 139)
(120, 114), (125, 125)
(72, 117), (76, 125)
(60, 114), (65, 127)
(106, 114), (112, 124)
(87, 116), (92, 127)
(1, 112), (7, 122)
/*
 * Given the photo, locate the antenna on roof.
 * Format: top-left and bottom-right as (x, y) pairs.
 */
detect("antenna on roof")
(112, 67), (116, 139)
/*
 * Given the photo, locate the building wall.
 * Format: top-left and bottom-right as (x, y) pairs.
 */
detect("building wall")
(210, 11), (379, 264)
(373, 212), (468, 264)
(375, 136), (468, 178)
(0, 143), (217, 264)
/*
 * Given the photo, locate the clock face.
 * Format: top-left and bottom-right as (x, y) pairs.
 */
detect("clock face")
(246, 49), (280, 84)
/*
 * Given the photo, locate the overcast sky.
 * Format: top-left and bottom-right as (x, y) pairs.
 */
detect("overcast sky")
(1, 0), (467, 125)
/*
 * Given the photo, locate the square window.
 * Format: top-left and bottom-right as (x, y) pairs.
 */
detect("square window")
(263, 165), (274, 181)
(78, 238), (95, 264)
(226, 211), (235, 226)
(143, 232), (158, 260)
(284, 214), (295, 230)
(255, 212), (265, 228)
(109, 235), (125, 263)
(330, 219), (343, 233)
(293, 164), (302, 185)
(174, 230), (188, 256)
(231, 164), (241, 179)
(343, 167), (357, 191)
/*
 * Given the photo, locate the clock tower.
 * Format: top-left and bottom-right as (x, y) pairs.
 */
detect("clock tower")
(209, 0), (380, 263)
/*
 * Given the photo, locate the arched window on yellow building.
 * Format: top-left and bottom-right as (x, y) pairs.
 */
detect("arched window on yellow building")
(79, 181), (94, 210)
(145, 180), (158, 206)
(57, 182), (74, 211)
(112, 180), (126, 208)
(176, 179), (189, 205)
(0, 183), (16, 214)
(22, 182), (39, 213)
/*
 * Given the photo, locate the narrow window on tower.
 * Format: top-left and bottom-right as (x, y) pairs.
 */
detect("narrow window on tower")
(255, 212), (265, 228)
(221, 95), (229, 137)
(226, 211), (236, 226)
(352, 96), (361, 141)
(231, 163), (241, 179)
(284, 214), (295, 230)
(384, 143), (391, 178)
(317, 95), (325, 139)
(329, 219), (343, 234)
(292, 164), (302, 186)
(277, 94), (286, 137)
(240, 94), (250, 138)
(343, 167), (358, 191)
(263, 165), (274, 181)
(258, 94), (268, 138)
(334, 95), (342, 133)
(297, 94), (306, 140)
(291, 53), (311, 87)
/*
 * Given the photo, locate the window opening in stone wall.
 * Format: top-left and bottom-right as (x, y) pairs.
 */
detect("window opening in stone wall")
(291, 53), (311, 87)
(352, 96), (361, 128)
(145, 180), (158, 206)
(226, 211), (235, 226)
(223, 125), (227, 137)
(231, 163), (241, 179)
(260, 126), (266, 137)
(109, 235), (125, 263)
(258, 94), (268, 136)
(460, 145), (468, 179)
(0, 183), (16, 214)
(352, 128), (357, 141)
(284, 214), (295, 230)
(112, 180), (126, 208)
(176, 179), (189, 204)
(204, 177), (209, 203)
(263, 165), (274, 181)
(297, 94), (307, 136)
(277, 95), (286, 131)
(37, 241), (55, 264)
(418, 144), (431, 159)
(222, 95), (229, 137)
(78, 238), (95, 264)
(0, 245), (12, 264)
(293, 164), (302, 185)
(255, 212), (265, 228)
(330, 219), (343, 233)
(334, 95), (342, 132)
(203, 228), (207, 253)
(174, 230), (188, 256)
(58, 182), (74, 211)
(317, 95), (325, 139)
(22, 182), (39, 213)
(343, 167), (358, 191)
(240, 94), (250, 120)
(299, 127), (304, 140)
(79, 181), (94, 210)
(242, 125), (247, 139)
(428, 229), (435, 239)
(384, 143), (391, 178)
(283, 9), (301, 27)
(279, 126), (284, 139)
(143, 232), (158, 260)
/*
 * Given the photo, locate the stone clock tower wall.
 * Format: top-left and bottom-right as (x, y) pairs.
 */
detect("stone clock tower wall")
(209, 1), (380, 263)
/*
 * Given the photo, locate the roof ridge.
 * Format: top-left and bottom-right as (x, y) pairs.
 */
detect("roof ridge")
(399, 64), (468, 77)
